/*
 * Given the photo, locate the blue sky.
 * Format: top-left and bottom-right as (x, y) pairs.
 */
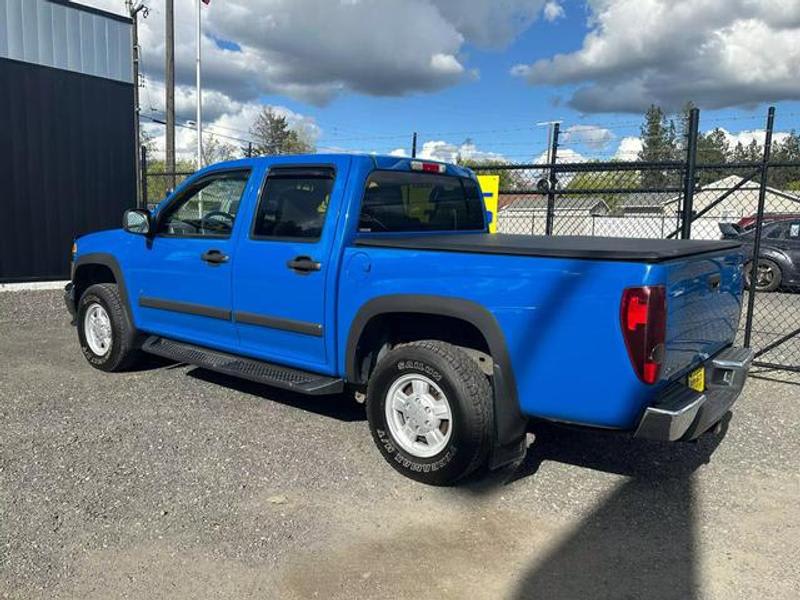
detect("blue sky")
(87, 0), (800, 162)
(263, 4), (798, 161)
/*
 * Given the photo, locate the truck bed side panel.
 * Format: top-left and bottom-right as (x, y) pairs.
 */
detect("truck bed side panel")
(338, 246), (661, 429)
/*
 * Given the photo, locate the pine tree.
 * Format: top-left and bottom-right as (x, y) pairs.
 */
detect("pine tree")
(250, 107), (315, 155)
(638, 105), (678, 187)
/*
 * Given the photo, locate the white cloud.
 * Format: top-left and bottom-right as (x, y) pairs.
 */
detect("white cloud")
(76, 0), (553, 107)
(561, 125), (615, 150)
(512, 0), (800, 112)
(543, 1), (565, 22)
(717, 128), (790, 149)
(388, 140), (505, 163)
(614, 136), (644, 160)
(534, 147), (586, 164)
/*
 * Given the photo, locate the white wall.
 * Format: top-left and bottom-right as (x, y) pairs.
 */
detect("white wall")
(498, 212), (734, 240)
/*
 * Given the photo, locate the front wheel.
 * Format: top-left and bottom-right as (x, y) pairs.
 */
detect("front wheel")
(77, 283), (141, 372)
(366, 340), (493, 485)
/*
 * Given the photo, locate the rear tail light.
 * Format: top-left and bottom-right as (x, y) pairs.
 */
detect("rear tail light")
(620, 286), (666, 384)
(410, 160), (446, 174)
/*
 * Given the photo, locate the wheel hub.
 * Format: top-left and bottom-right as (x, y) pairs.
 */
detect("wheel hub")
(385, 374), (453, 458)
(84, 303), (112, 357)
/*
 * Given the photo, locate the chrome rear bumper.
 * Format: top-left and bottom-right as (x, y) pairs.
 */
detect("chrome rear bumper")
(634, 347), (753, 442)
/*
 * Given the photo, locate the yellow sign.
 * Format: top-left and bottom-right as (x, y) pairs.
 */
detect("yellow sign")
(477, 175), (500, 233)
(688, 366), (705, 393)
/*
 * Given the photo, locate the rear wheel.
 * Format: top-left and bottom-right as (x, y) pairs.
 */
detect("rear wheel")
(77, 283), (141, 372)
(745, 258), (782, 292)
(366, 340), (493, 485)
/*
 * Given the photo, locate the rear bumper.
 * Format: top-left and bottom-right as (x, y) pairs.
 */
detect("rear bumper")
(634, 347), (753, 442)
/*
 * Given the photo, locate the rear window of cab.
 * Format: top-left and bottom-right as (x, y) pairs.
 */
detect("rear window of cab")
(359, 171), (485, 233)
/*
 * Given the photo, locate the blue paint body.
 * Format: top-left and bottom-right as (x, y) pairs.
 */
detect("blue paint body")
(73, 154), (744, 431)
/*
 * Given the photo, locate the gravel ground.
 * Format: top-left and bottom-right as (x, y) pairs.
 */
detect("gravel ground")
(1, 290), (798, 600)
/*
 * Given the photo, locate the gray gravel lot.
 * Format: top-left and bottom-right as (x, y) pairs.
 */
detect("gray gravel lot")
(1, 290), (799, 599)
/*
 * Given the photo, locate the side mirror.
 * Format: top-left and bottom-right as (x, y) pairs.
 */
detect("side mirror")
(123, 208), (152, 235)
(485, 210), (494, 225)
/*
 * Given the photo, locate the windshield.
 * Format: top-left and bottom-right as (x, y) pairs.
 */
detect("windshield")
(359, 171), (485, 233)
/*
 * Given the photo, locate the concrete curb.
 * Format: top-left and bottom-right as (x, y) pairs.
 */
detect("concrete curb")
(0, 281), (69, 293)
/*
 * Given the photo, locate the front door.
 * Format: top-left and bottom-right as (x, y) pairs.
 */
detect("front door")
(129, 168), (254, 352)
(232, 160), (350, 373)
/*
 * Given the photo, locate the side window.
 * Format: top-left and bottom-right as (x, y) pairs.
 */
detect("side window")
(159, 170), (250, 237)
(765, 223), (786, 239)
(789, 222), (800, 240)
(252, 168), (334, 240)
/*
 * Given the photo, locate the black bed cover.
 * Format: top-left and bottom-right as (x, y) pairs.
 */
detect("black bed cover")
(355, 234), (743, 264)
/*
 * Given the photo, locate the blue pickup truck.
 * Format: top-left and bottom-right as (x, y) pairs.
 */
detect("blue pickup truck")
(65, 154), (753, 485)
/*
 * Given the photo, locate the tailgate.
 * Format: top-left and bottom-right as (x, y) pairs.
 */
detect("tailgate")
(661, 248), (745, 381)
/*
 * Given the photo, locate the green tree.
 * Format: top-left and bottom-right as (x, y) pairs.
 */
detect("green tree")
(638, 105), (678, 188)
(695, 128), (730, 184)
(460, 159), (526, 192)
(250, 107), (315, 155)
(564, 167), (641, 213)
(769, 130), (800, 189)
(201, 133), (239, 166)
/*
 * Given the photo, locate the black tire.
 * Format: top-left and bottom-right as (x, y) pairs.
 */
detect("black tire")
(745, 258), (782, 292)
(366, 340), (493, 486)
(77, 283), (141, 372)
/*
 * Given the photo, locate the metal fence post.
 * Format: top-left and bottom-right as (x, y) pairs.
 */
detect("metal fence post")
(680, 107), (700, 239)
(545, 122), (560, 236)
(743, 106), (775, 349)
(140, 145), (148, 209)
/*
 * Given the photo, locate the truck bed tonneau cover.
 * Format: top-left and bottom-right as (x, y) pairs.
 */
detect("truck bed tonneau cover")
(355, 234), (742, 263)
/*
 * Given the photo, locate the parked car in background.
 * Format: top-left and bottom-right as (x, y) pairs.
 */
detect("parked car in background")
(734, 213), (800, 233)
(720, 219), (800, 292)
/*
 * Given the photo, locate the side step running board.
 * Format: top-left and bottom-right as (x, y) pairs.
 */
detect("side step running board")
(142, 336), (344, 395)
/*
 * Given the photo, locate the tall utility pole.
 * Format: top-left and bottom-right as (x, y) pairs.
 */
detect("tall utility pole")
(127, 1), (147, 207)
(195, 0), (203, 169)
(165, 0), (176, 189)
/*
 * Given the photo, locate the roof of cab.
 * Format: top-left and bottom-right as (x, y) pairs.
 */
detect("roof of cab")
(201, 153), (475, 179)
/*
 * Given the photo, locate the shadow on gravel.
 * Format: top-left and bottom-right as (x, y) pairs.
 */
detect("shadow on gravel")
(750, 368), (800, 387)
(511, 475), (698, 600)
(186, 368), (366, 422)
(468, 419), (728, 600)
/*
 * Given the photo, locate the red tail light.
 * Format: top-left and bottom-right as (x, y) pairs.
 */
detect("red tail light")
(620, 286), (666, 384)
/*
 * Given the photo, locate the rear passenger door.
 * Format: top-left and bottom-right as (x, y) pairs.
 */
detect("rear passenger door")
(232, 159), (351, 373)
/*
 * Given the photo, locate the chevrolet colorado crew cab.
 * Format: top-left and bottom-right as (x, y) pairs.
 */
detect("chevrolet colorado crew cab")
(65, 154), (753, 485)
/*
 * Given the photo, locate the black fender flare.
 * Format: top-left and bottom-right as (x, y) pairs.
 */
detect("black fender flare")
(346, 294), (527, 469)
(72, 253), (133, 322)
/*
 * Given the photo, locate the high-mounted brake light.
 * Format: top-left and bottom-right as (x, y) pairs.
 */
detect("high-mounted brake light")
(410, 160), (446, 174)
(620, 286), (666, 385)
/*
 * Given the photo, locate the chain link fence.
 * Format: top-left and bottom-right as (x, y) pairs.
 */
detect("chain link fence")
(474, 109), (800, 373)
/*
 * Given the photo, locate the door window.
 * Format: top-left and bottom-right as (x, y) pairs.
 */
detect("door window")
(252, 167), (335, 240)
(788, 222), (800, 239)
(158, 170), (251, 237)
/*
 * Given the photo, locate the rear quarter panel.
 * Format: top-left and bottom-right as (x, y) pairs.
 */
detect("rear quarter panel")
(338, 246), (666, 429)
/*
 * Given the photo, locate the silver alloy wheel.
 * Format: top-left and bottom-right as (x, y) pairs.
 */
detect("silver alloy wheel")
(755, 263), (775, 288)
(385, 373), (453, 458)
(84, 303), (113, 357)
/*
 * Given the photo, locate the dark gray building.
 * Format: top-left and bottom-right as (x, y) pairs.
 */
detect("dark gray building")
(0, 0), (135, 282)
